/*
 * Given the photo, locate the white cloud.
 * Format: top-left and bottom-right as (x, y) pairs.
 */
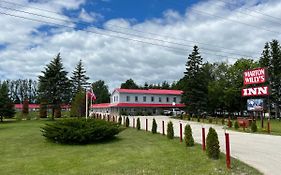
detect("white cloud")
(1, 0), (281, 91)
(79, 8), (103, 23)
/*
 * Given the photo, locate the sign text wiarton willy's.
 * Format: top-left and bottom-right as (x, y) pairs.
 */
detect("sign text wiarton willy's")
(243, 68), (266, 85)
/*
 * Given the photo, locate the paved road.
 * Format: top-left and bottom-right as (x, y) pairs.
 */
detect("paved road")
(124, 115), (281, 175)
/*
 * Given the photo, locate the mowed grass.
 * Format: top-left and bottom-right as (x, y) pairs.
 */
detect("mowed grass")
(0, 120), (261, 175)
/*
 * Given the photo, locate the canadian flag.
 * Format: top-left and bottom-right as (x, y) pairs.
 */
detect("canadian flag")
(87, 90), (96, 101)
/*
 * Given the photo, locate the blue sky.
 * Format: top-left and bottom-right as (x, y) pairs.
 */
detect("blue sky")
(0, 0), (281, 90)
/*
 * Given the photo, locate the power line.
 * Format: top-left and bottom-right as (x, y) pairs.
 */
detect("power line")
(216, 0), (281, 21)
(211, 0), (281, 26)
(163, 0), (281, 35)
(0, 11), (239, 59)
(0, 5), (257, 58)
(0, 0), (262, 57)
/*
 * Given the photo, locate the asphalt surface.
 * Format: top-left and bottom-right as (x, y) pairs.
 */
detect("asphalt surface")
(125, 115), (281, 175)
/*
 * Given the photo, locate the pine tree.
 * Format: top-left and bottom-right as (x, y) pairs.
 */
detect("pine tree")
(152, 118), (157, 134)
(206, 127), (220, 159)
(92, 80), (110, 104)
(136, 118), (141, 130)
(0, 82), (15, 122)
(269, 40), (281, 118)
(167, 121), (174, 139)
(182, 46), (208, 116)
(184, 124), (194, 147)
(260, 42), (270, 67)
(70, 90), (86, 118)
(38, 53), (71, 120)
(71, 59), (90, 94)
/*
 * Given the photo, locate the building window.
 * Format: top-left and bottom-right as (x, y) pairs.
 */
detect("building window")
(173, 97), (176, 103)
(159, 97), (162, 102)
(135, 96), (138, 102)
(126, 96), (130, 102)
(151, 96), (154, 102)
(166, 97), (169, 102)
(143, 96), (146, 102)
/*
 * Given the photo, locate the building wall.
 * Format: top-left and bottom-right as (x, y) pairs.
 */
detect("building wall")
(112, 92), (181, 104)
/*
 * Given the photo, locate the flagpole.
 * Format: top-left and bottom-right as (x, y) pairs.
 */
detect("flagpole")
(86, 90), (88, 120)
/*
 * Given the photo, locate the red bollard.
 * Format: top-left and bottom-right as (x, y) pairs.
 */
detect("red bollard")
(162, 121), (165, 135)
(180, 123), (183, 142)
(202, 127), (206, 151)
(225, 133), (231, 169)
(133, 118), (135, 128)
(146, 118), (148, 131)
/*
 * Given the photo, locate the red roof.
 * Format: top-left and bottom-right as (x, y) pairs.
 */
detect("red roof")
(92, 103), (185, 108)
(114, 88), (183, 95)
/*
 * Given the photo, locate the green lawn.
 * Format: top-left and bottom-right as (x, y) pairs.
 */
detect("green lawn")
(0, 120), (261, 175)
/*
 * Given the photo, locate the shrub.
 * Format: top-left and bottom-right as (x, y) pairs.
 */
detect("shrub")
(234, 121), (239, 130)
(208, 117), (213, 123)
(197, 116), (200, 122)
(167, 121), (174, 139)
(206, 127), (220, 159)
(41, 119), (124, 144)
(251, 121), (257, 132)
(118, 116), (122, 125)
(125, 117), (130, 127)
(147, 111), (152, 116)
(187, 115), (191, 121)
(136, 111), (143, 116)
(39, 102), (48, 118)
(136, 118), (141, 130)
(221, 119), (225, 125)
(228, 120), (232, 128)
(184, 124), (194, 147)
(152, 118), (157, 134)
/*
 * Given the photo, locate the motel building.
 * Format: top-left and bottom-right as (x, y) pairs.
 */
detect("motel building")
(91, 88), (185, 115)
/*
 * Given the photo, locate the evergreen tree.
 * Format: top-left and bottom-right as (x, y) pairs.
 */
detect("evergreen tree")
(167, 121), (174, 139)
(70, 90), (86, 118)
(38, 53), (71, 120)
(206, 127), (220, 159)
(152, 118), (157, 134)
(182, 46), (207, 116)
(0, 82), (15, 122)
(269, 40), (281, 118)
(184, 124), (194, 147)
(91, 80), (110, 104)
(259, 42), (270, 67)
(136, 118), (141, 130)
(121, 79), (139, 89)
(71, 59), (90, 94)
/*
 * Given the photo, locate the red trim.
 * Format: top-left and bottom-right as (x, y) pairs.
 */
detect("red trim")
(91, 103), (185, 108)
(114, 88), (183, 95)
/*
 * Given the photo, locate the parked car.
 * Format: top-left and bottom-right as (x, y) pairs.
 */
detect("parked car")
(163, 109), (185, 116)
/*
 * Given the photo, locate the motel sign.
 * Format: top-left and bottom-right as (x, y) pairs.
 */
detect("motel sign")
(242, 86), (269, 97)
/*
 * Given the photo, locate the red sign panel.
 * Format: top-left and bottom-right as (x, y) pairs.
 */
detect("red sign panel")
(241, 86), (269, 97)
(243, 68), (266, 85)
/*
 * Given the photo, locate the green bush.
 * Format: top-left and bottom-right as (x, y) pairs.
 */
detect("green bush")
(125, 117), (130, 127)
(118, 116), (122, 125)
(167, 121), (174, 139)
(208, 117), (213, 123)
(197, 116), (200, 122)
(41, 119), (124, 144)
(228, 120), (233, 128)
(152, 118), (157, 134)
(187, 115), (191, 121)
(234, 121), (239, 130)
(184, 124), (194, 147)
(206, 127), (220, 159)
(221, 119), (225, 125)
(136, 118), (141, 130)
(251, 121), (257, 132)
(136, 111), (143, 116)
